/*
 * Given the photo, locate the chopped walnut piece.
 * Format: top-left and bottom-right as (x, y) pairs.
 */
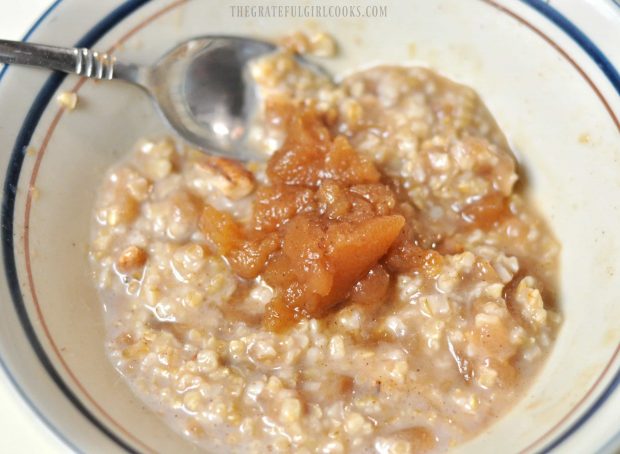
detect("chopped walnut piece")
(117, 245), (147, 273)
(193, 154), (256, 200)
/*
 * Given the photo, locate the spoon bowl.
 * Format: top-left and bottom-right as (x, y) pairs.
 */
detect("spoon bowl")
(146, 36), (276, 159)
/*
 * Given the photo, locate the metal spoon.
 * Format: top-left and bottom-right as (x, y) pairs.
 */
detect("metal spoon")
(0, 36), (323, 161)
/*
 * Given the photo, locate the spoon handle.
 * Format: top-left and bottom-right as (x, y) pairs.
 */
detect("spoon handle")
(0, 39), (119, 79)
(0, 39), (150, 89)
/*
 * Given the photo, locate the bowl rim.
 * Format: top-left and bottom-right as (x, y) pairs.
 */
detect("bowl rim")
(0, 0), (618, 452)
(0, 4), (152, 454)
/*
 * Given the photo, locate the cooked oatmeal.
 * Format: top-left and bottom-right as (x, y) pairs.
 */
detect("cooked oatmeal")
(90, 43), (560, 453)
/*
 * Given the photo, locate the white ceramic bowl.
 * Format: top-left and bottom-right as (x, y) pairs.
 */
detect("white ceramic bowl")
(0, 0), (618, 452)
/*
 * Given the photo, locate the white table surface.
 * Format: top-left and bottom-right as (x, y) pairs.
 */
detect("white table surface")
(0, 4), (69, 453)
(0, 1), (617, 454)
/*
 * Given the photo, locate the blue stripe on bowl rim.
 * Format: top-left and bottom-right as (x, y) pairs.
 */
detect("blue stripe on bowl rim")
(521, 0), (620, 97)
(501, 3), (620, 451)
(0, 0), (618, 453)
(513, 2), (620, 451)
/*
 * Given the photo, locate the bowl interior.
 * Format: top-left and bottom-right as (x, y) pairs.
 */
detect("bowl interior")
(2, 0), (619, 452)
